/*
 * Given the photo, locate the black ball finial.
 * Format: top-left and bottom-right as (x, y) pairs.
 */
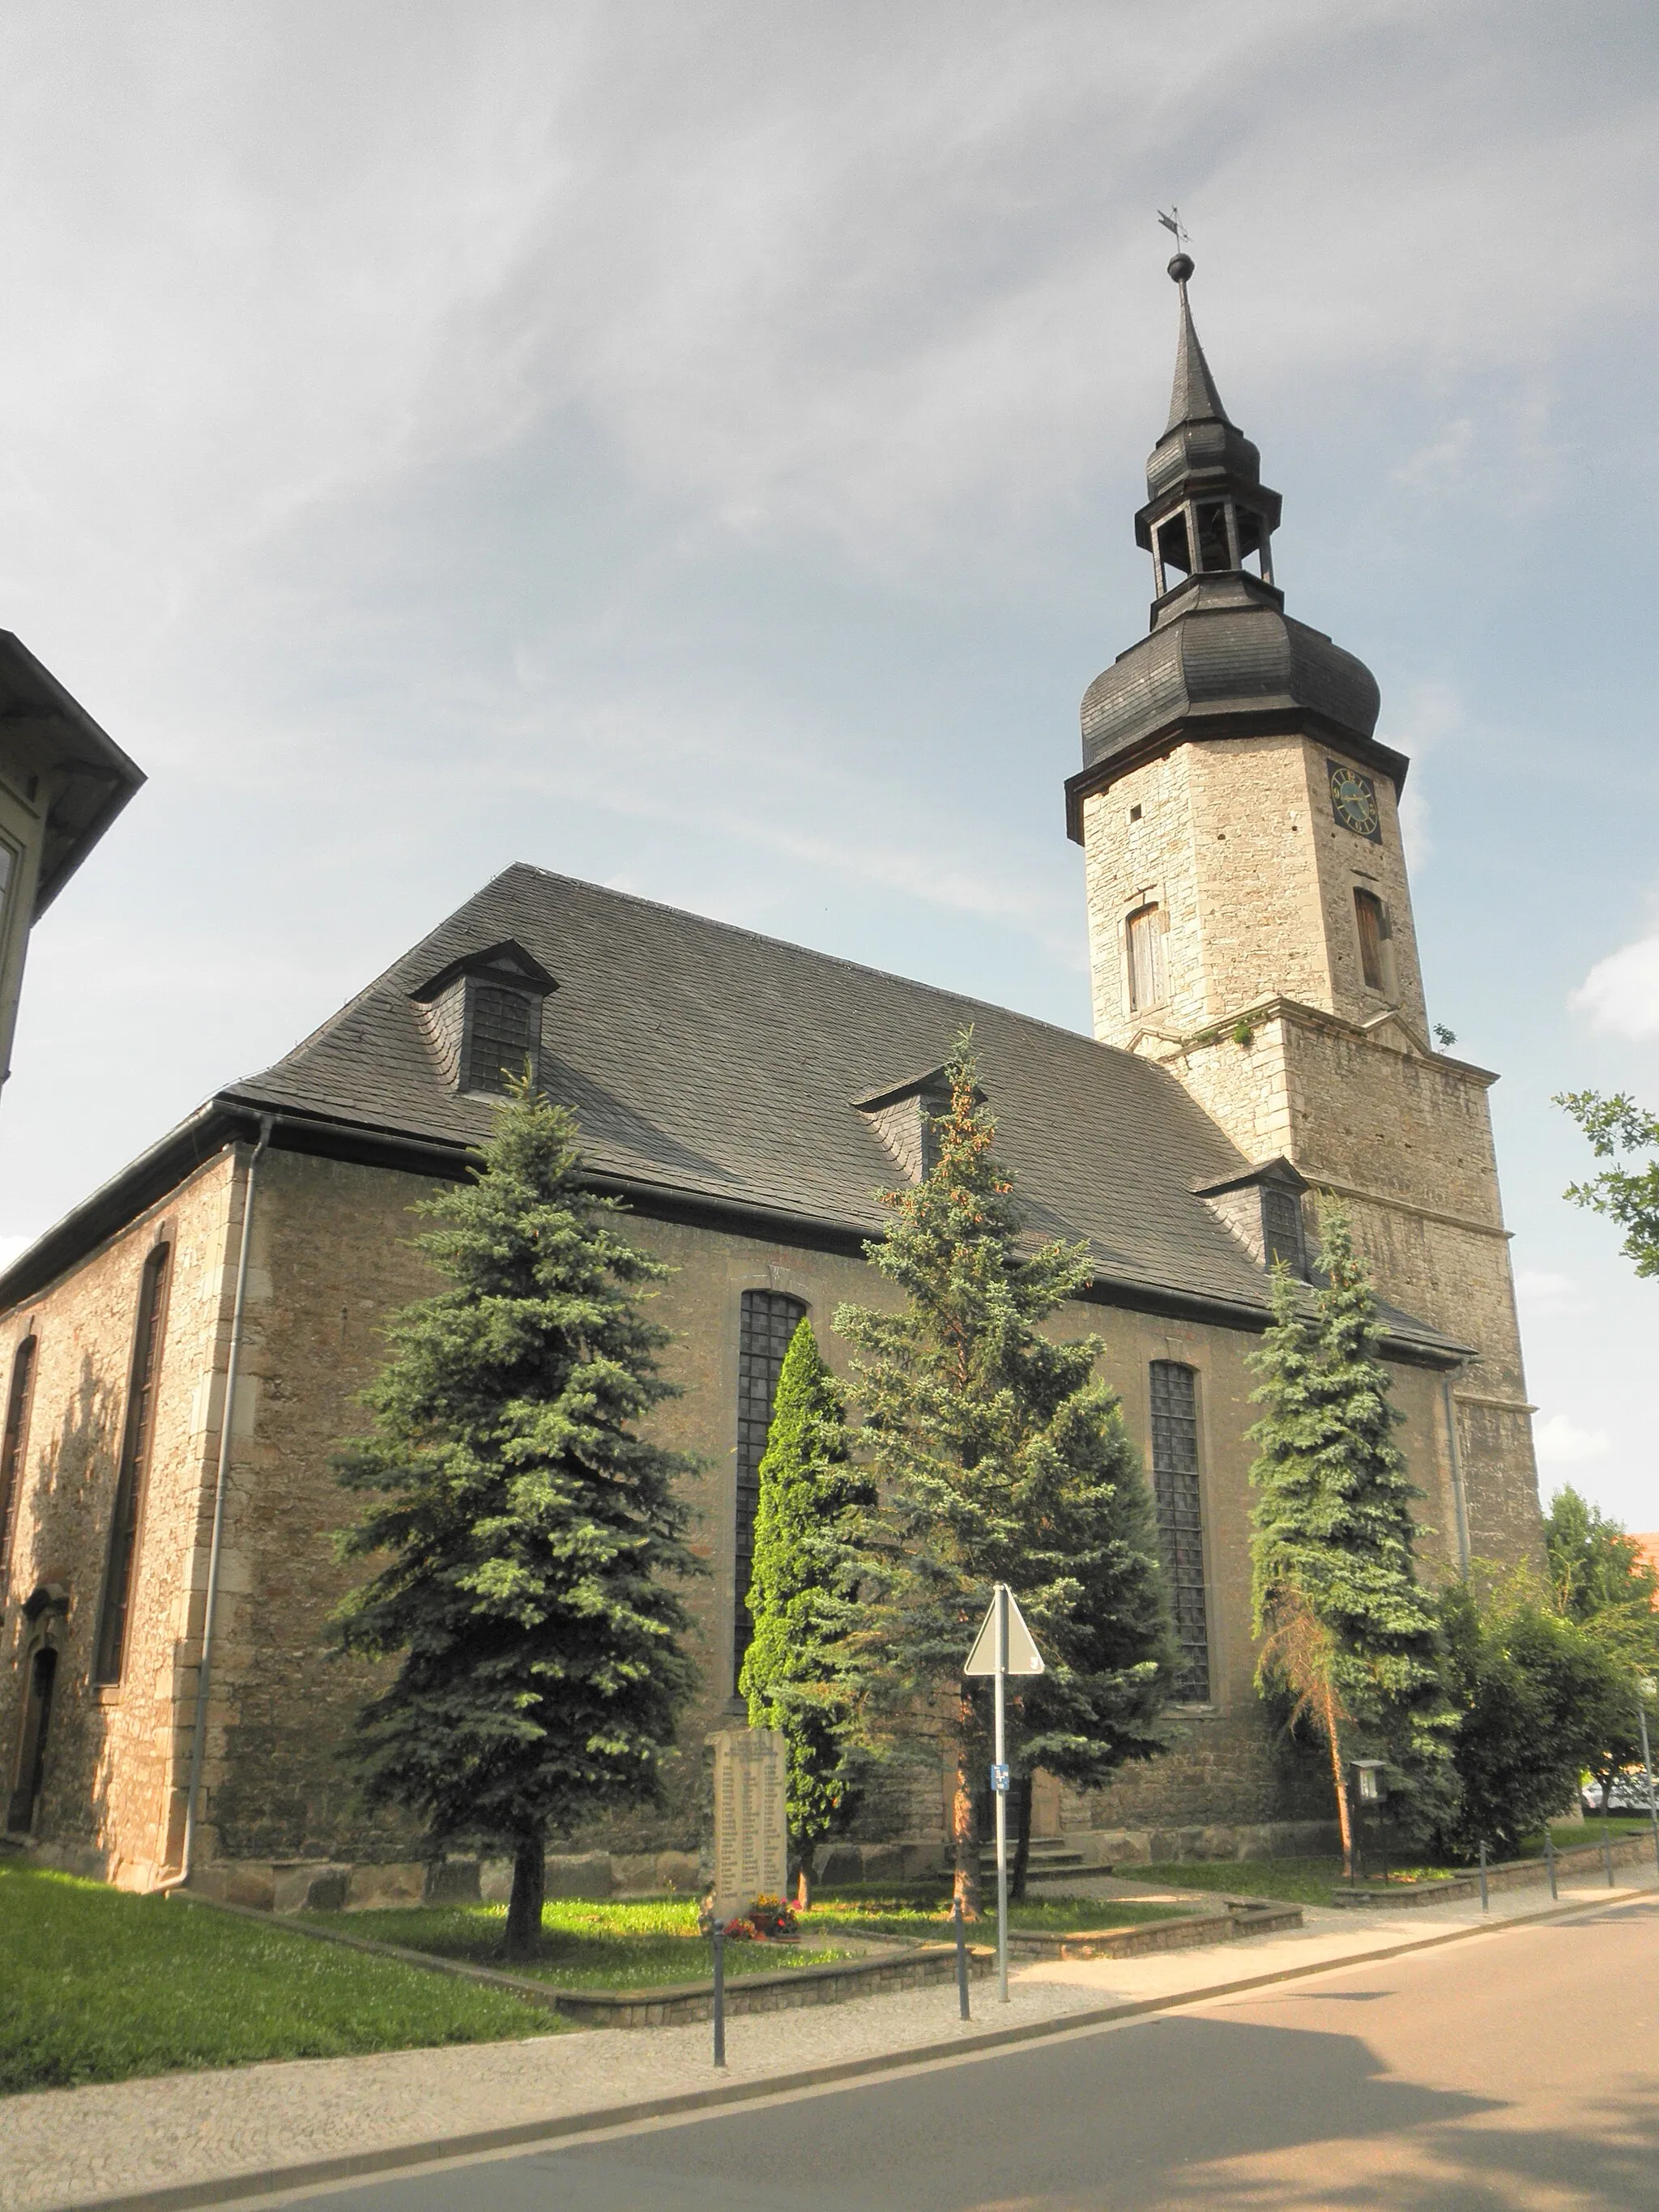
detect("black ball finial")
(1167, 252), (1194, 285)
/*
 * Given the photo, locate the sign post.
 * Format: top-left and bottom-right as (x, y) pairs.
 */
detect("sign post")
(965, 1583), (1045, 2005)
(1637, 1676), (1659, 1877)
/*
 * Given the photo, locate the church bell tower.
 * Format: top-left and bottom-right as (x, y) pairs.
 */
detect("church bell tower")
(1068, 252), (1541, 1562)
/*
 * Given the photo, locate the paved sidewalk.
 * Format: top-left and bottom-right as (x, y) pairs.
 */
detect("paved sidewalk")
(5, 1863), (1654, 2212)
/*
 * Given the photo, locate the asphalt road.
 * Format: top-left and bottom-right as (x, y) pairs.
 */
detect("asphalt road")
(262, 1893), (1659, 2211)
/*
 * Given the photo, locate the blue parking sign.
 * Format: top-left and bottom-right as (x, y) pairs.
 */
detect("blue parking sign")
(991, 1762), (1010, 1794)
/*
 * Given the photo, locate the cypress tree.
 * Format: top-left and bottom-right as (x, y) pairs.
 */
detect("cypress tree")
(739, 1317), (873, 1907)
(1248, 1204), (1456, 1874)
(835, 1035), (1172, 1916)
(334, 1079), (700, 1958)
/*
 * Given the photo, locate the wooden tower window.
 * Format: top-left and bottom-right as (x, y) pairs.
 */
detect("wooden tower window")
(1354, 889), (1390, 994)
(1127, 904), (1167, 1012)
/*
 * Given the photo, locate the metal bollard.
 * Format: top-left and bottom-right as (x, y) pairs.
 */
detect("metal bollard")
(711, 1924), (726, 2069)
(1478, 1839), (1488, 1913)
(1545, 1828), (1557, 1901)
(952, 1895), (971, 2022)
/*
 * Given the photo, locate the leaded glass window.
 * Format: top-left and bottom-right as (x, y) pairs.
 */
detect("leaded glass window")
(465, 984), (537, 1094)
(733, 1289), (806, 1692)
(95, 1246), (171, 1685)
(0, 1333), (36, 1590)
(1149, 1360), (1210, 1703)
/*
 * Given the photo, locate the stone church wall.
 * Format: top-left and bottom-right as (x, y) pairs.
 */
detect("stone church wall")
(4, 1139), (1471, 1893)
(0, 1149), (241, 1888)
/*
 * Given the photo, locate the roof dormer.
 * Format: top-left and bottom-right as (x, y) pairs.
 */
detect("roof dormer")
(1192, 1157), (1310, 1277)
(410, 939), (557, 1096)
(852, 1064), (958, 1184)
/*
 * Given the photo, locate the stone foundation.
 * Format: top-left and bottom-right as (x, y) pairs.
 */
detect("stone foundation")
(156, 1814), (1339, 1910)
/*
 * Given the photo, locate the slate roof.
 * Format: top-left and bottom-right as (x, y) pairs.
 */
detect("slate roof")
(202, 863), (1460, 1359)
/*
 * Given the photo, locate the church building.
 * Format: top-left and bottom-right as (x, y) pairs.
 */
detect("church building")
(0, 260), (1541, 1900)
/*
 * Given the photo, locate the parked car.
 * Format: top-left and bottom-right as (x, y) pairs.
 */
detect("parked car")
(1581, 1771), (1657, 1814)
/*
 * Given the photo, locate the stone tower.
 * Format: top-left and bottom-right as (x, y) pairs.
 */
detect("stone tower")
(1065, 253), (1540, 1562)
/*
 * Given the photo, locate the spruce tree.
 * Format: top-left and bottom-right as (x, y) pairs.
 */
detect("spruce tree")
(739, 1318), (873, 1907)
(1248, 1204), (1456, 1875)
(835, 1035), (1172, 1916)
(334, 1080), (700, 1957)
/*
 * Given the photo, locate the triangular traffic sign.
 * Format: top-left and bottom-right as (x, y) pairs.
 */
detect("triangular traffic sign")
(963, 1585), (1044, 1677)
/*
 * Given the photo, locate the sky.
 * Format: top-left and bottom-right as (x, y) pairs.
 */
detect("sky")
(2, 2), (1658, 1524)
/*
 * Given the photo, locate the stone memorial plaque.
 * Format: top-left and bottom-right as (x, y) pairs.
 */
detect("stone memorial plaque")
(708, 1725), (787, 1921)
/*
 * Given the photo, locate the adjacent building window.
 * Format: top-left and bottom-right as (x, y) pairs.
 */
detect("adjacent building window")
(1149, 1361), (1210, 1703)
(464, 982), (538, 1094)
(1354, 888), (1390, 995)
(732, 1289), (806, 1693)
(94, 1245), (172, 1684)
(0, 1333), (37, 1588)
(1127, 904), (1166, 1012)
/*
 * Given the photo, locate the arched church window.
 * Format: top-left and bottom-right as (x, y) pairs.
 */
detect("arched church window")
(1127, 904), (1167, 1012)
(94, 1243), (172, 1685)
(0, 1332), (37, 1590)
(1149, 1361), (1210, 1703)
(733, 1289), (806, 1694)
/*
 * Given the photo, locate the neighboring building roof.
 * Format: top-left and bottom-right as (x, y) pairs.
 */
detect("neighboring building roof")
(0, 632), (145, 917)
(0, 861), (1463, 1361)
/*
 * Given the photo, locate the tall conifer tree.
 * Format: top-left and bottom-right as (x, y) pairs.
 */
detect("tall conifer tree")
(1248, 1205), (1456, 1873)
(835, 1037), (1171, 1915)
(334, 1080), (699, 1957)
(740, 1317), (873, 1907)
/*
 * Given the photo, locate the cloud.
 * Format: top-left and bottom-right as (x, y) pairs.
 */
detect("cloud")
(1569, 933), (1659, 1040)
(1533, 1413), (1612, 1467)
(1516, 1270), (1590, 1317)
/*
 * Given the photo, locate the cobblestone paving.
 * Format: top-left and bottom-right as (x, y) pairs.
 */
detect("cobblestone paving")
(5, 1865), (1653, 2212)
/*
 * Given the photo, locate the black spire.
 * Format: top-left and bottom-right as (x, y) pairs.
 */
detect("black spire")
(1164, 253), (1229, 431)
(1136, 256), (1282, 601)
(1064, 251), (1392, 843)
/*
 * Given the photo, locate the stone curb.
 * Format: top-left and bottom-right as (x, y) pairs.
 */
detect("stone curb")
(45, 1883), (1650, 2212)
(1324, 1831), (1659, 1910)
(167, 1891), (996, 2027)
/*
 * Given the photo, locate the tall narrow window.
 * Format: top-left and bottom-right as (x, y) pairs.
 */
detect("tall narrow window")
(1127, 904), (1166, 1012)
(0, 1334), (37, 1588)
(94, 1245), (172, 1685)
(733, 1289), (806, 1692)
(1149, 1362), (1210, 1703)
(1354, 889), (1389, 994)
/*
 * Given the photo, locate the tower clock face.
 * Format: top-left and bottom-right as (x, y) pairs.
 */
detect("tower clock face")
(1327, 760), (1381, 843)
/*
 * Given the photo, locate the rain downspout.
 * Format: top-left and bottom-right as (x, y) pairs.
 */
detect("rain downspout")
(159, 1113), (273, 1894)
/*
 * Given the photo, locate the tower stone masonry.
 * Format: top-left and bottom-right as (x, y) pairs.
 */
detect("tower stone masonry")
(1067, 254), (1539, 1566)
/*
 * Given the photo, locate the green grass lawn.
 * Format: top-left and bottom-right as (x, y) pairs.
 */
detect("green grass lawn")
(803, 1886), (1192, 1941)
(304, 1896), (856, 1988)
(0, 1860), (550, 2096)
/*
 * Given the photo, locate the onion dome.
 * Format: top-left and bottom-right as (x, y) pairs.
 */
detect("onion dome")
(1064, 256), (1401, 839)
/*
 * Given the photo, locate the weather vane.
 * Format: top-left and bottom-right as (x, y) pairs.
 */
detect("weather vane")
(1157, 207), (1188, 253)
